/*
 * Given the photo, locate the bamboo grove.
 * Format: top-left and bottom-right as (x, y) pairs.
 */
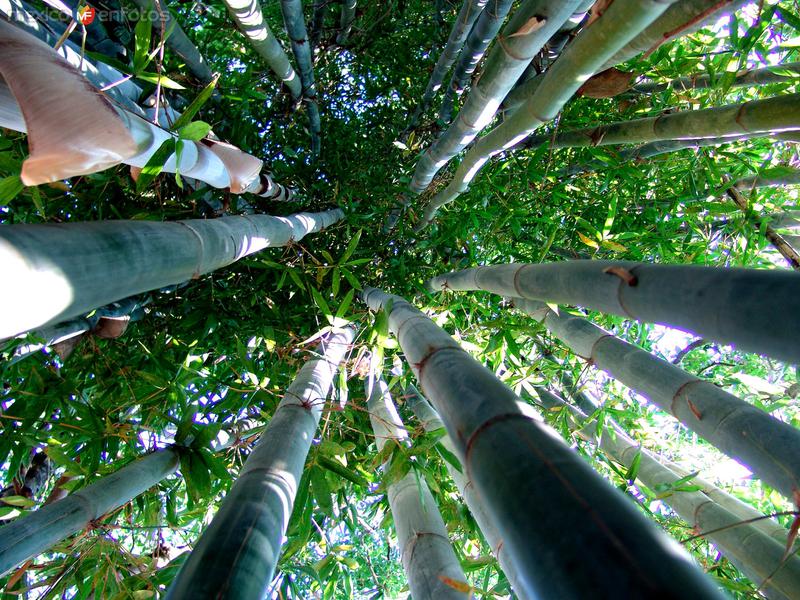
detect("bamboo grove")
(0, 0), (799, 597)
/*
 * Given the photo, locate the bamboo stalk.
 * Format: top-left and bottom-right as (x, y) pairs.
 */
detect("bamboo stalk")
(415, 0), (677, 230)
(534, 387), (800, 599)
(360, 286), (722, 599)
(516, 297), (800, 501)
(403, 0), (489, 137)
(426, 261), (800, 363)
(280, 0), (322, 155)
(309, 0), (326, 46)
(367, 378), (469, 600)
(336, 0), (356, 45)
(409, 0), (584, 195)
(128, 0), (215, 84)
(526, 94), (800, 150)
(404, 385), (528, 599)
(436, 0), (514, 125)
(0, 448), (179, 577)
(223, 0), (302, 97)
(631, 62), (800, 96)
(166, 329), (354, 599)
(0, 207), (344, 338)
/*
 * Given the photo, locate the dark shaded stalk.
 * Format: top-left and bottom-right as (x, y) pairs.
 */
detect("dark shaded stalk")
(360, 286), (722, 599)
(310, 0), (327, 46)
(0, 448), (179, 576)
(166, 329), (354, 599)
(0, 208), (344, 339)
(436, 0), (515, 125)
(367, 379), (468, 600)
(336, 0), (356, 45)
(280, 0), (322, 155)
(534, 387), (800, 599)
(426, 261), (800, 363)
(404, 0), (489, 137)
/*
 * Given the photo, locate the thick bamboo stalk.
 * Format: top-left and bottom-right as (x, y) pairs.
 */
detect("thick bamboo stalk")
(409, 0), (583, 195)
(166, 329), (354, 599)
(336, 0), (356, 45)
(436, 0), (514, 125)
(631, 62), (800, 96)
(599, 0), (749, 71)
(0, 448), (179, 576)
(367, 378), (469, 600)
(405, 385), (528, 599)
(129, 0), (215, 84)
(534, 388), (800, 599)
(360, 286), (722, 599)
(0, 207), (344, 338)
(415, 0), (676, 230)
(404, 0), (489, 136)
(280, 0), (322, 155)
(223, 0), (302, 97)
(513, 297), (800, 501)
(426, 261), (800, 363)
(529, 94), (800, 150)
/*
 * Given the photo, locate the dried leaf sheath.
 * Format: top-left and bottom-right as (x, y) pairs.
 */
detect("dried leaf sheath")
(0, 19), (137, 185)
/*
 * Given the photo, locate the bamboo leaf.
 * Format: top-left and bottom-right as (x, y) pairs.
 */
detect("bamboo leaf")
(136, 138), (176, 193)
(177, 121), (212, 142)
(0, 175), (24, 205)
(171, 77), (219, 131)
(317, 456), (369, 488)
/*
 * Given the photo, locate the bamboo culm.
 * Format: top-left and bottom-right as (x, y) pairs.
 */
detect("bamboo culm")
(280, 0), (322, 155)
(415, 0), (677, 230)
(404, 385), (529, 599)
(513, 297), (800, 501)
(0, 208), (344, 339)
(166, 329), (354, 599)
(360, 286), (722, 599)
(0, 448), (179, 576)
(527, 94), (800, 150)
(631, 61), (800, 95)
(426, 261), (800, 363)
(436, 0), (514, 125)
(409, 0), (584, 195)
(403, 0), (488, 137)
(223, 0), (302, 97)
(336, 0), (356, 45)
(534, 388), (800, 599)
(367, 378), (469, 600)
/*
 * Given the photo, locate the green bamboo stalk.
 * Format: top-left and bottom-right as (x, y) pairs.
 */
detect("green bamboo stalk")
(631, 62), (800, 96)
(360, 286), (722, 599)
(166, 329), (354, 599)
(516, 297), (800, 500)
(528, 94), (800, 150)
(336, 0), (356, 44)
(367, 377), (469, 600)
(309, 0), (326, 46)
(436, 0), (514, 125)
(0, 448), (179, 576)
(415, 0), (677, 230)
(409, 0), (584, 195)
(426, 261), (800, 363)
(599, 0), (749, 71)
(280, 0), (322, 155)
(534, 387), (800, 599)
(404, 385), (528, 599)
(129, 0), (215, 84)
(0, 207), (344, 339)
(223, 0), (302, 98)
(404, 0), (489, 137)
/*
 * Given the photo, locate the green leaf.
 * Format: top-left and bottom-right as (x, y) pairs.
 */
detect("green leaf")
(133, 15), (152, 73)
(171, 77), (219, 131)
(317, 456), (369, 488)
(136, 138), (176, 193)
(0, 495), (36, 508)
(310, 466), (333, 516)
(625, 449), (642, 483)
(177, 121), (212, 142)
(0, 175), (24, 205)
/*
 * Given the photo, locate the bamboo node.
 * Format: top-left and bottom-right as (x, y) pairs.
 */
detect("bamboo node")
(602, 266), (637, 286)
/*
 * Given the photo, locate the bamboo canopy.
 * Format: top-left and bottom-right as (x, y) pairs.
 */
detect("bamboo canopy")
(360, 286), (722, 599)
(167, 329), (354, 599)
